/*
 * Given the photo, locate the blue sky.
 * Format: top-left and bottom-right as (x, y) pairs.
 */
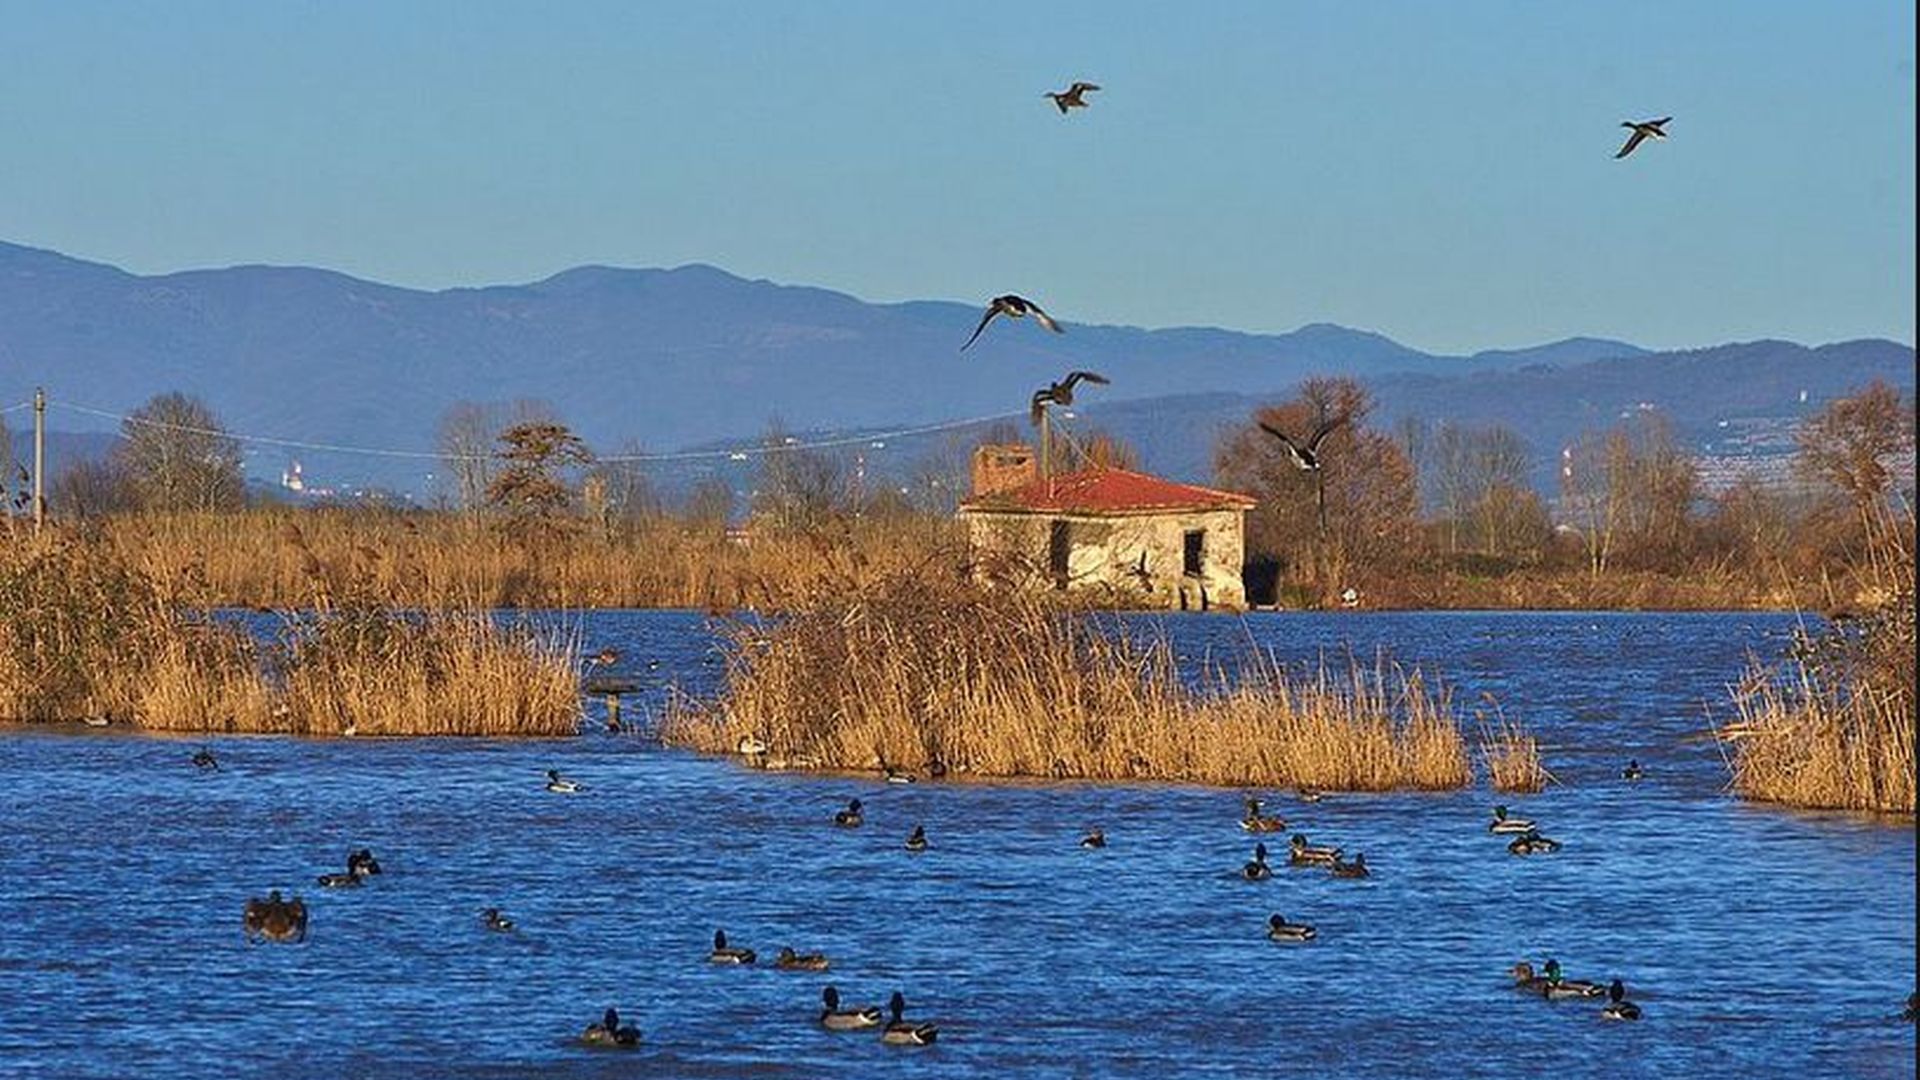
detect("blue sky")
(2, 1), (1912, 353)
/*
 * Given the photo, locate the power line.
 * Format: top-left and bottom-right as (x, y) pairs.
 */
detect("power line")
(45, 399), (1024, 464)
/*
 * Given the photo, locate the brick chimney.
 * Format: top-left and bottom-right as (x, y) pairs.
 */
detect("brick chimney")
(971, 444), (1038, 497)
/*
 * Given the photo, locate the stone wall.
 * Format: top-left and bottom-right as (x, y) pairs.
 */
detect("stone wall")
(963, 508), (1249, 611)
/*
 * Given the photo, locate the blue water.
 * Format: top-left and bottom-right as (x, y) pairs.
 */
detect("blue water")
(1, 612), (1912, 1079)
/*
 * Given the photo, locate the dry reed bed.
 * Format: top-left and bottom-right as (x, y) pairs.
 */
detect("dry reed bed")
(1, 527), (580, 736)
(102, 509), (960, 610)
(1725, 515), (1915, 815)
(663, 575), (1475, 790)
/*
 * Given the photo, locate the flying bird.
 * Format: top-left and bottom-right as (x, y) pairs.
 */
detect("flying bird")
(1030, 370), (1110, 425)
(1257, 413), (1348, 471)
(961, 294), (1063, 351)
(1045, 81), (1100, 113)
(1615, 117), (1671, 159)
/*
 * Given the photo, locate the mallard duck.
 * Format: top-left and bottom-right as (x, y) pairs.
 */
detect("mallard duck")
(1622, 760), (1645, 781)
(1601, 979), (1642, 1020)
(581, 1006), (641, 1048)
(1240, 796), (1287, 833)
(315, 869), (363, 889)
(347, 849), (382, 876)
(545, 769), (585, 794)
(191, 747), (220, 771)
(926, 758), (949, 780)
(1330, 853), (1371, 879)
(1540, 958), (1606, 999)
(242, 890), (308, 944)
(819, 986), (883, 1030)
(708, 929), (756, 965)
(736, 735), (768, 756)
(1266, 913), (1317, 942)
(880, 991), (938, 1046)
(1615, 116), (1671, 159)
(905, 825), (929, 852)
(774, 946), (830, 971)
(1242, 842), (1274, 881)
(833, 799), (864, 828)
(1510, 962), (1549, 992)
(960, 294), (1063, 351)
(1044, 81), (1100, 113)
(1507, 830), (1562, 855)
(1489, 805), (1535, 834)
(1295, 786), (1324, 803)
(1288, 833), (1341, 867)
(482, 907), (515, 932)
(884, 766), (916, 784)
(1080, 829), (1107, 849)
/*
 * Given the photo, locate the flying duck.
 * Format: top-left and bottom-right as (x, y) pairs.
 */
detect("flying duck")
(1615, 117), (1671, 159)
(1031, 370), (1110, 426)
(1044, 81), (1100, 113)
(960, 294), (1063, 351)
(1257, 413), (1349, 471)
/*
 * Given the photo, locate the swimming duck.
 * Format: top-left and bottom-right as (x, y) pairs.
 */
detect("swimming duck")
(926, 758), (949, 780)
(905, 825), (929, 852)
(1242, 842), (1274, 881)
(1622, 760), (1645, 781)
(1295, 786), (1324, 803)
(1080, 829), (1107, 849)
(191, 747), (220, 771)
(833, 799), (864, 828)
(242, 890), (308, 944)
(1510, 962), (1549, 992)
(1601, 979), (1642, 1020)
(708, 929), (757, 965)
(589, 647), (620, 668)
(774, 946), (831, 972)
(1539, 958), (1607, 999)
(880, 992), (938, 1046)
(1266, 913), (1317, 942)
(581, 1006), (641, 1048)
(545, 769), (585, 794)
(482, 907), (515, 932)
(347, 848), (382, 876)
(1507, 830), (1562, 856)
(1240, 796), (1287, 833)
(1288, 833), (1342, 867)
(819, 986), (883, 1030)
(736, 735), (768, 756)
(1489, 805), (1535, 834)
(315, 868), (363, 889)
(1330, 853), (1371, 879)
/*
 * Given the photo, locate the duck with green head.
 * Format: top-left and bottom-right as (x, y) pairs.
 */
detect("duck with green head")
(1601, 979), (1642, 1020)
(1489, 805), (1535, 834)
(1241, 842), (1274, 881)
(880, 991), (938, 1046)
(1266, 913), (1317, 942)
(1330, 853), (1371, 879)
(819, 986), (882, 1030)
(905, 825), (929, 852)
(1288, 833), (1341, 867)
(708, 929), (757, 965)
(1539, 958), (1606, 999)
(581, 1007), (640, 1048)
(833, 799), (864, 828)
(1240, 796), (1287, 833)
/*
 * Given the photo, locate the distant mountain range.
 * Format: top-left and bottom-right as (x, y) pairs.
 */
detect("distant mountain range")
(1, 239), (1910, 500)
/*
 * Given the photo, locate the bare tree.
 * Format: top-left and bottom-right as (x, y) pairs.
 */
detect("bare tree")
(753, 423), (846, 532)
(114, 392), (245, 512)
(437, 401), (500, 513)
(50, 459), (137, 519)
(1796, 380), (1915, 514)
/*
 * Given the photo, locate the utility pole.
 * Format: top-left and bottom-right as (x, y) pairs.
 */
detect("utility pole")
(33, 387), (45, 532)
(1038, 406), (1052, 495)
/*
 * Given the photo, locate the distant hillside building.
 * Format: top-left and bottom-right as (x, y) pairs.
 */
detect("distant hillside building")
(958, 445), (1255, 611)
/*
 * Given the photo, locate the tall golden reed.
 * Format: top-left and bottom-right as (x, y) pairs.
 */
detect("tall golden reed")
(662, 572), (1472, 790)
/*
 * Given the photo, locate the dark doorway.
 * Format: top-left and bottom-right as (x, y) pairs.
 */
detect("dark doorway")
(1048, 520), (1071, 586)
(1242, 556), (1281, 608)
(1182, 529), (1205, 577)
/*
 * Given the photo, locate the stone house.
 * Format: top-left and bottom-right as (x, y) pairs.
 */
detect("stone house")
(958, 445), (1255, 611)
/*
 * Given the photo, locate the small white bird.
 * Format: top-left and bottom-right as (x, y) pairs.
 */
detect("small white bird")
(1615, 117), (1671, 159)
(961, 294), (1064, 351)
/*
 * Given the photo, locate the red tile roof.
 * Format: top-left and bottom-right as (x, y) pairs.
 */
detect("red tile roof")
(960, 468), (1256, 515)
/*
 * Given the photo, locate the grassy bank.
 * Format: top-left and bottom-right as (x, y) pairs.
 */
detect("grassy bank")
(662, 573), (1475, 790)
(1725, 517), (1916, 814)
(0, 525), (580, 735)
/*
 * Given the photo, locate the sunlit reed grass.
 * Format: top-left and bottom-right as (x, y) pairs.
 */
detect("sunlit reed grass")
(1475, 697), (1551, 794)
(662, 573), (1472, 790)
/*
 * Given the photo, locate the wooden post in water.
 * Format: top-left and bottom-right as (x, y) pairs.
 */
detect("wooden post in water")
(605, 693), (621, 732)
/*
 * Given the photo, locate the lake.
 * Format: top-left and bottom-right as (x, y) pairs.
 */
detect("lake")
(0, 611), (1913, 1078)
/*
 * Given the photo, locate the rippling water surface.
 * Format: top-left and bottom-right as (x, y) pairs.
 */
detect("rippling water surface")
(1, 611), (1912, 1079)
